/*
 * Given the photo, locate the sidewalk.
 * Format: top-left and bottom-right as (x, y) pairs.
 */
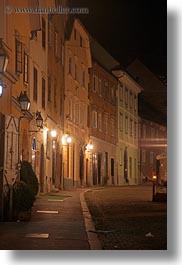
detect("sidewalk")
(0, 188), (101, 250)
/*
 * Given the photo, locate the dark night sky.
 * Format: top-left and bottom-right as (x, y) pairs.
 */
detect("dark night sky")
(69, 0), (167, 77)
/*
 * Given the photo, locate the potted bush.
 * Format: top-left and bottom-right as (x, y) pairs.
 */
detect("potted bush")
(13, 181), (35, 221)
(11, 161), (39, 221)
(20, 160), (39, 197)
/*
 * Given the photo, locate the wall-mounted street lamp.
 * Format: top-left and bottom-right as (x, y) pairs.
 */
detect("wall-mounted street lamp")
(61, 134), (72, 145)
(86, 142), (93, 152)
(35, 111), (43, 130)
(18, 91), (31, 112)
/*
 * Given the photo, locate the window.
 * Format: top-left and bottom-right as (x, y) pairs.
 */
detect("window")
(104, 115), (108, 133)
(125, 116), (128, 134)
(54, 31), (58, 56)
(15, 39), (22, 73)
(142, 150), (146, 163)
(93, 75), (97, 92)
(68, 57), (72, 74)
(104, 81), (108, 98)
(33, 67), (38, 101)
(120, 84), (124, 101)
(75, 103), (80, 124)
(120, 149), (123, 165)
(48, 77), (51, 102)
(23, 52), (28, 84)
(54, 80), (57, 109)
(130, 119), (133, 136)
(42, 17), (46, 49)
(74, 63), (78, 80)
(82, 69), (86, 87)
(111, 86), (115, 103)
(125, 88), (128, 105)
(130, 92), (133, 110)
(119, 113), (123, 131)
(111, 119), (115, 136)
(80, 36), (83, 47)
(111, 158), (114, 177)
(61, 45), (64, 65)
(98, 113), (102, 131)
(80, 104), (85, 127)
(98, 79), (102, 96)
(134, 122), (137, 138)
(92, 111), (97, 128)
(68, 99), (72, 120)
(48, 19), (52, 48)
(42, 78), (46, 109)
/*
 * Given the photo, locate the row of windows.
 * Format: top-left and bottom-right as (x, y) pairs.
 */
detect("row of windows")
(68, 56), (86, 87)
(15, 38), (29, 84)
(92, 111), (115, 136)
(119, 84), (137, 112)
(33, 67), (60, 111)
(140, 125), (166, 139)
(73, 28), (83, 47)
(92, 75), (116, 103)
(119, 113), (137, 137)
(67, 99), (86, 126)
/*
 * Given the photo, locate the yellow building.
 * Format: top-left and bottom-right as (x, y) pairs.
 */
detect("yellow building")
(29, 0), (68, 192)
(0, 0), (33, 188)
(0, 0), (68, 196)
(113, 69), (142, 185)
(63, 19), (92, 189)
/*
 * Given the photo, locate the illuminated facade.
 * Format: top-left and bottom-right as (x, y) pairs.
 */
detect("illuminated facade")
(138, 118), (167, 183)
(0, 0), (68, 196)
(63, 19), (92, 189)
(88, 39), (118, 186)
(113, 69), (142, 185)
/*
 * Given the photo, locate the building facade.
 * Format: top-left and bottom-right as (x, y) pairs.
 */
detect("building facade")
(138, 118), (167, 183)
(0, 0), (68, 199)
(63, 19), (92, 189)
(127, 59), (167, 184)
(113, 69), (142, 185)
(88, 39), (119, 186)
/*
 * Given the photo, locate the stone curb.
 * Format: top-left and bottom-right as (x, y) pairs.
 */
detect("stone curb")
(80, 189), (102, 250)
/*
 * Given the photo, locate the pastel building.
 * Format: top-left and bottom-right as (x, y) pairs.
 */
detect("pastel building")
(88, 39), (119, 186)
(112, 69), (142, 185)
(63, 19), (92, 189)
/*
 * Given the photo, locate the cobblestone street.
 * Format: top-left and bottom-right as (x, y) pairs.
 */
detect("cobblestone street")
(85, 185), (167, 250)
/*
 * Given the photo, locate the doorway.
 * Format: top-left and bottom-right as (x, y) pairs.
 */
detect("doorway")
(40, 144), (44, 193)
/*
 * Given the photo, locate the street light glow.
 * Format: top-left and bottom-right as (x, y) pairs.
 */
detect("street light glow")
(51, 130), (57, 138)
(66, 136), (72, 144)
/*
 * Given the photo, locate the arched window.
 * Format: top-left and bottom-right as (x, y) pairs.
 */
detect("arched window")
(68, 57), (72, 74)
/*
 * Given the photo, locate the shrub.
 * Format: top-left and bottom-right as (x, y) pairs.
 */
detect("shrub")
(20, 160), (39, 196)
(13, 181), (35, 212)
